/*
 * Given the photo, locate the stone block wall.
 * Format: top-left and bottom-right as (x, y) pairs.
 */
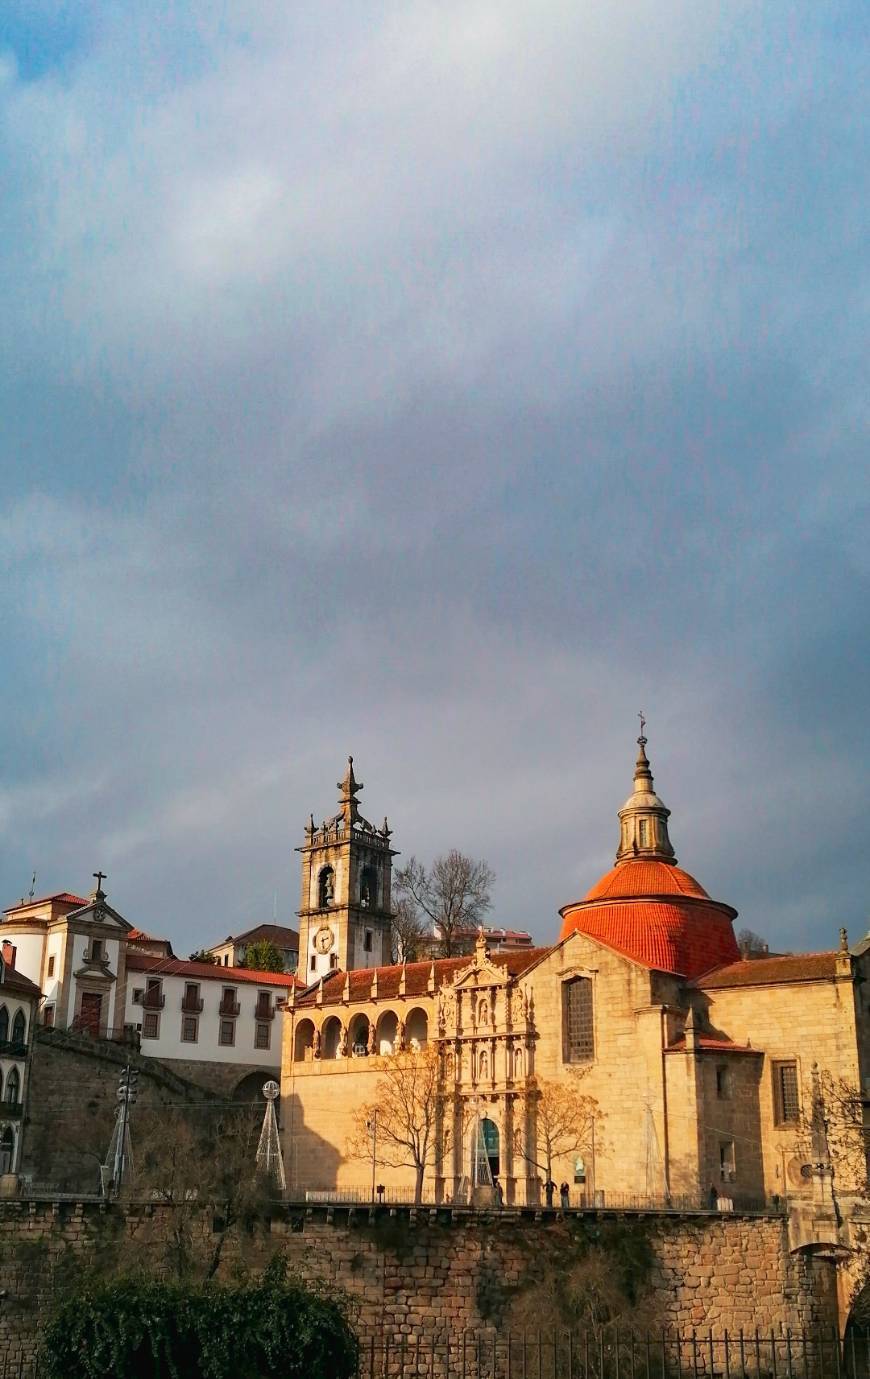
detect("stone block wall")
(22, 1029), (226, 1191)
(0, 1201), (842, 1373)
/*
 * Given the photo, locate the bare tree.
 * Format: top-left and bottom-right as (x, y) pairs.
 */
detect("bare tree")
(514, 1073), (601, 1189)
(133, 1105), (268, 1280)
(394, 850), (495, 957)
(737, 928), (768, 956)
(391, 896), (427, 963)
(347, 1046), (443, 1203)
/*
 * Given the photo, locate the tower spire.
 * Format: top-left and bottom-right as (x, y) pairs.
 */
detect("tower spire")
(337, 755), (363, 825)
(615, 718), (676, 865)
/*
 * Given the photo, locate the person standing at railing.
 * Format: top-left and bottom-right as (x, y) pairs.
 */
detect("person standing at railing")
(559, 1182), (570, 1210)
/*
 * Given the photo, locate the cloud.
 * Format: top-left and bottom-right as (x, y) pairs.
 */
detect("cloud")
(0, 1), (866, 954)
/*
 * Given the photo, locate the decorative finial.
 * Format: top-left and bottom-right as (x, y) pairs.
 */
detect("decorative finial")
(637, 709), (646, 745)
(840, 927), (849, 953)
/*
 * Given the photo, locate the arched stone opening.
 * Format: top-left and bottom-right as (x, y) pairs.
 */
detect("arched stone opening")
(233, 1071), (275, 1105)
(0, 1126), (14, 1174)
(406, 1007), (428, 1050)
(376, 1010), (398, 1055)
(318, 866), (335, 908)
(349, 1013), (371, 1056)
(10, 1009), (25, 1045)
(322, 1016), (343, 1059)
(294, 1018), (316, 1062)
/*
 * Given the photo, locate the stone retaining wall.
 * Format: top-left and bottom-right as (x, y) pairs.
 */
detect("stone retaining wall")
(0, 1201), (840, 1372)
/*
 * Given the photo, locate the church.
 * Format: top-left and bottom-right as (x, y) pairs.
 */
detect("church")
(281, 741), (869, 1210)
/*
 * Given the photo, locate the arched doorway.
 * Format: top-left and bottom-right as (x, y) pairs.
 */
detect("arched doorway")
(471, 1116), (500, 1185)
(233, 1071), (275, 1106)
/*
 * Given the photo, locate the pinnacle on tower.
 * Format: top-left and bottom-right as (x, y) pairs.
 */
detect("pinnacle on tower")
(337, 756), (363, 824)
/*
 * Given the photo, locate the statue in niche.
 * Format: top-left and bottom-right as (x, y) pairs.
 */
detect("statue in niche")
(397, 1019), (406, 1053)
(367, 1022), (376, 1055)
(339, 1024), (348, 1057)
(312, 1029), (321, 1060)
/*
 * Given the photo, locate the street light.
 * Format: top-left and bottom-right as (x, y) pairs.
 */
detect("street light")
(369, 1114), (380, 1202)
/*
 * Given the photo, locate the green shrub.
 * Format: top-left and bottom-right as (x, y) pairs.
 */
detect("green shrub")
(39, 1259), (357, 1379)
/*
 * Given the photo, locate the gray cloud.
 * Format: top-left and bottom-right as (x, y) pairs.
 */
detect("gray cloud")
(0, 1), (867, 955)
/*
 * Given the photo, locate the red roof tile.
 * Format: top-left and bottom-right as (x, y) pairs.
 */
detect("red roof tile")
(297, 948), (552, 1008)
(696, 952), (840, 989)
(560, 898), (740, 979)
(0, 967), (42, 999)
(126, 953), (302, 987)
(4, 892), (88, 913)
(584, 860), (710, 901)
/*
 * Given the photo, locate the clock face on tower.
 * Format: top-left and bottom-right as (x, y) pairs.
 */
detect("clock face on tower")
(314, 926), (334, 955)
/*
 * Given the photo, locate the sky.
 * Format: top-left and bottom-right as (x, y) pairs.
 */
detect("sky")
(0, 1), (867, 957)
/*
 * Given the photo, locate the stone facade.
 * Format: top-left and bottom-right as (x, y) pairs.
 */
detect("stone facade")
(280, 748), (870, 1225)
(0, 1200), (845, 1372)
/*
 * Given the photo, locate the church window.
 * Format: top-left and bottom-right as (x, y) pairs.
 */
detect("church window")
(318, 866), (335, 908)
(719, 1139), (736, 1182)
(330, 953), (338, 969)
(0, 1126), (12, 1174)
(5, 1067), (19, 1105)
(562, 977), (594, 1063)
(716, 1065), (731, 1100)
(91, 938), (103, 960)
(363, 930), (373, 953)
(638, 819), (650, 847)
(0, 1006), (8, 1044)
(142, 1012), (159, 1040)
(181, 1015), (198, 1043)
(47, 956), (55, 978)
(11, 1010), (26, 1047)
(310, 954), (316, 972)
(773, 1060), (800, 1124)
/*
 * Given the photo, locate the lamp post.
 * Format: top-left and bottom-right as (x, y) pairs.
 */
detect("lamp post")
(367, 1113), (378, 1204)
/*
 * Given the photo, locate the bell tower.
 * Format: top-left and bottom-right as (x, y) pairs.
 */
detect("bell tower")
(296, 758), (396, 982)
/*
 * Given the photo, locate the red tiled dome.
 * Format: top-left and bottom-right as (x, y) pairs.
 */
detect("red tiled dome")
(560, 858), (739, 979)
(584, 860), (709, 901)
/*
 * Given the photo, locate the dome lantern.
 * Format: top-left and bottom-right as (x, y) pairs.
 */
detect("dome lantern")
(615, 720), (676, 865)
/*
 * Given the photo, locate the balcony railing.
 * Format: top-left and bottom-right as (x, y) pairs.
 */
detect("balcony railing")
(142, 990), (165, 1010)
(255, 1001), (275, 1021)
(0, 1039), (27, 1058)
(0, 1100), (23, 1120)
(219, 999), (241, 1017)
(181, 996), (204, 1013)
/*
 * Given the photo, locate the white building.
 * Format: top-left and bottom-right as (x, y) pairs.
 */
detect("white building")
(0, 941), (40, 1176)
(124, 952), (296, 1067)
(0, 882), (299, 1090)
(206, 922), (299, 973)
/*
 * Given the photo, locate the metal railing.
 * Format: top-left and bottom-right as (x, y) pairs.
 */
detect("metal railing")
(300, 1187), (786, 1215)
(354, 1328), (870, 1379)
(0, 1039), (27, 1057)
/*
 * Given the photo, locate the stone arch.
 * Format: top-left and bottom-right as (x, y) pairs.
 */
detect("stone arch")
(360, 865), (378, 909)
(348, 1012), (371, 1055)
(322, 1015), (343, 1059)
(11, 1009), (25, 1045)
(406, 1007), (428, 1049)
(233, 1071), (274, 1105)
(376, 1010), (398, 1055)
(294, 1017), (316, 1062)
(0, 1006), (7, 1043)
(318, 865), (335, 908)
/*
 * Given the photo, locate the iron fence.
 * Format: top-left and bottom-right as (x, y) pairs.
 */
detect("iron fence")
(302, 1188), (786, 1215)
(354, 1329), (870, 1379)
(4, 1329), (868, 1379)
